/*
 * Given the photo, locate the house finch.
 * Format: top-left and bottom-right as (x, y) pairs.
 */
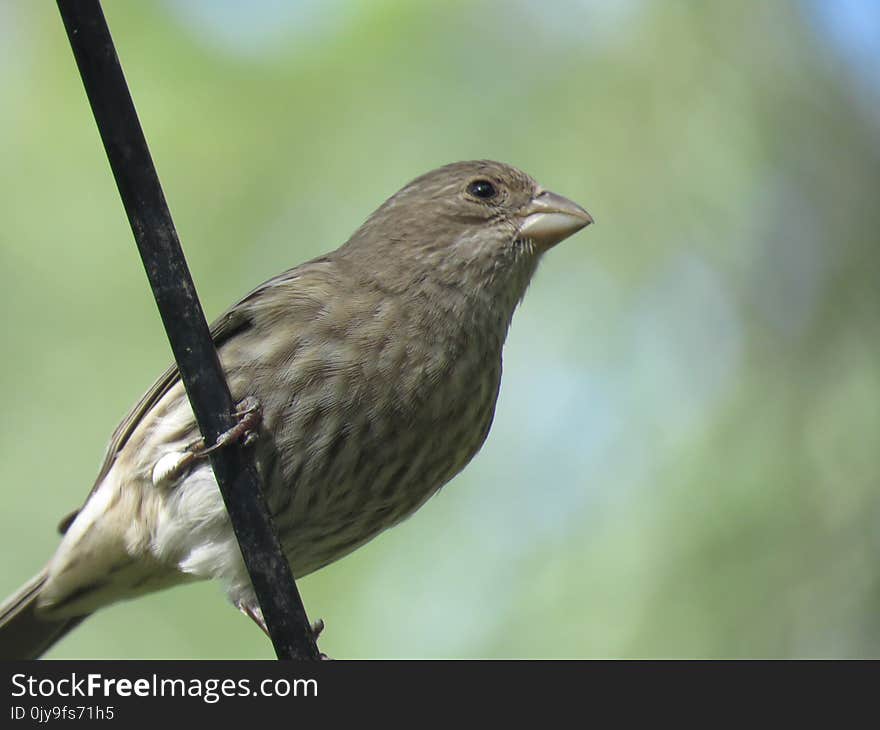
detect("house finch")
(0, 160), (591, 658)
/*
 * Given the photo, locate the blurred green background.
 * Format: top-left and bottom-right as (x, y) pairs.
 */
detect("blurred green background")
(1, 0), (878, 658)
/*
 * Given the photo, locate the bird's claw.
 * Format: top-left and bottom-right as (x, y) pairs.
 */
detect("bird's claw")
(186, 396), (263, 457)
(239, 603), (330, 659)
(311, 619), (332, 660)
(311, 618), (325, 641)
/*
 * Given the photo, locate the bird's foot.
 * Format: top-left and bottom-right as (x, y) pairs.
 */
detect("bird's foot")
(186, 396), (263, 457)
(238, 602), (330, 659)
(311, 618), (331, 660)
(154, 398), (262, 487)
(310, 618), (325, 641)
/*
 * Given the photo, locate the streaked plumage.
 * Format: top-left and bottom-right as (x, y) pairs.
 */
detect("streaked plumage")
(0, 160), (591, 658)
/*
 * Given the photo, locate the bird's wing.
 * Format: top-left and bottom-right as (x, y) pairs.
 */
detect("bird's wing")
(57, 264), (318, 535)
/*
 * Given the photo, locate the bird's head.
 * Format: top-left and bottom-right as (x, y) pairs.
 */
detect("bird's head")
(340, 160), (592, 319)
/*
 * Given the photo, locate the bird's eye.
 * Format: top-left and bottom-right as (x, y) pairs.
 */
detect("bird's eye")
(467, 179), (497, 200)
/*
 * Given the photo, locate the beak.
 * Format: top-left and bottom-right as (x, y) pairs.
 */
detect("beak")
(517, 189), (593, 249)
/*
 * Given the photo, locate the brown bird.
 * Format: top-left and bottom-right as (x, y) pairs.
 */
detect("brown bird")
(0, 160), (591, 658)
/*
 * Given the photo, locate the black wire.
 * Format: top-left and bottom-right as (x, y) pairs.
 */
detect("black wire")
(55, 0), (319, 660)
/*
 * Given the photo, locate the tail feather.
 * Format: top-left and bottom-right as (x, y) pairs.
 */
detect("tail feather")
(0, 572), (87, 659)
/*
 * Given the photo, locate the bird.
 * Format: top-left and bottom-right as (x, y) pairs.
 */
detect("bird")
(0, 160), (591, 658)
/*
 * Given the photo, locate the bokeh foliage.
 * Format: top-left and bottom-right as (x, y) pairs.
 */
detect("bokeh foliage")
(0, 0), (877, 657)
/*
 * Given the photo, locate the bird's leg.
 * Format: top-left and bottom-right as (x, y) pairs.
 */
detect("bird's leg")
(187, 396), (263, 457)
(238, 600), (270, 636)
(153, 398), (263, 487)
(237, 601), (330, 659)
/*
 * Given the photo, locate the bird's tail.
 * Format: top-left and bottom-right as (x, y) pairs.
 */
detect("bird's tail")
(0, 571), (87, 659)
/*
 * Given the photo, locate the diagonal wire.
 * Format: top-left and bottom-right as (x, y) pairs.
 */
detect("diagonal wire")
(56, 0), (319, 660)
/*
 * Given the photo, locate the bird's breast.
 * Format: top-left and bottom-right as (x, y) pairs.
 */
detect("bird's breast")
(259, 316), (504, 577)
